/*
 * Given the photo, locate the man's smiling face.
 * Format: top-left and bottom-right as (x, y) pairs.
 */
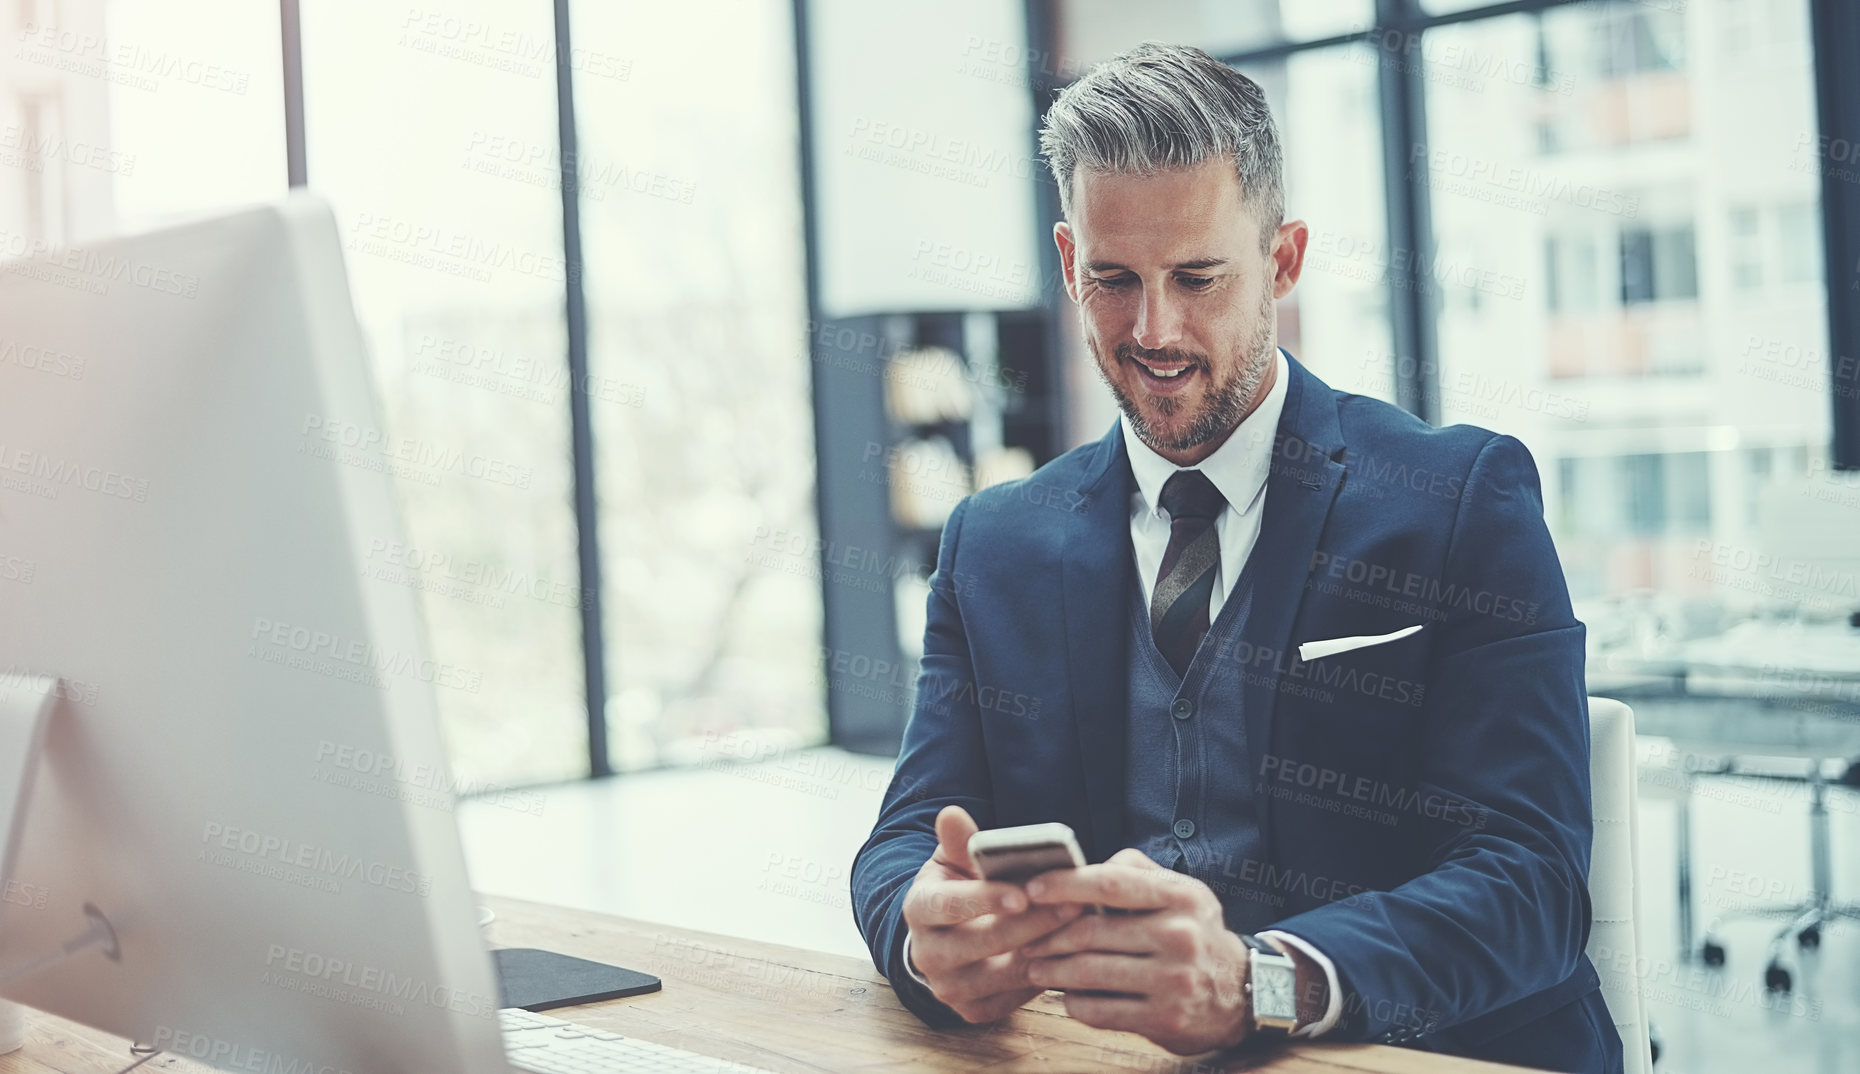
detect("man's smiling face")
(1055, 156), (1306, 466)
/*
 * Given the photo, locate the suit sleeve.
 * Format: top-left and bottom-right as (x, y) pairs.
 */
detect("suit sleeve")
(850, 497), (997, 1027)
(1264, 434), (1594, 1042)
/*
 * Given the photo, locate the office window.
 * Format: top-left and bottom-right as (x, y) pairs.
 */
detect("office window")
(1728, 207), (1763, 292)
(1720, 0), (1812, 55)
(1636, 451), (1712, 536)
(1585, 4), (1685, 79)
(1421, 0), (1519, 13)
(1619, 223), (1697, 306)
(1546, 232), (1603, 314)
(1268, 46), (1394, 406)
(1744, 446), (1774, 528)
(568, 0), (821, 771)
(0, 0), (283, 244)
(299, 2), (586, 789)
(1721, 0), (1760, 55)
(1536, 5), (1690, 154)
(1559, 451), (1711, 539)
(1775, 200), (1819, 286)
(1424, 0), (1826, 600)
(1727, 202), (1820, 296)
(1056, 0), (1372, 66)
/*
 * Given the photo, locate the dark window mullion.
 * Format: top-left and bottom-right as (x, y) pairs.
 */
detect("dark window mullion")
(1217, 0), (1594, 69)
(1811, 0), (1860, 469)
(549, 0), (611, 778)
(281, 0), (305, 187)
(1376, 0), (1440, 424)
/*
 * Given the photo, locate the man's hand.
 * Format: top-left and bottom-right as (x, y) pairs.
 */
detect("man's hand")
(900, 806), (1086, 1024)
(1018, 848), (1252, 1055)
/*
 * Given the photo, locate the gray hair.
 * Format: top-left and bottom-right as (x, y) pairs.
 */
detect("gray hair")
(1039, 43), (1284, 250)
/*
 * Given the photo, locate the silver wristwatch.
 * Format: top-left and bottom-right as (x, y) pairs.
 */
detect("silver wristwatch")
(1241, 934), (1299, 1035)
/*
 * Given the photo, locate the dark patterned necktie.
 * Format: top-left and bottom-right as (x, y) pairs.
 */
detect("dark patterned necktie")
(1151, 470), (1227, 676)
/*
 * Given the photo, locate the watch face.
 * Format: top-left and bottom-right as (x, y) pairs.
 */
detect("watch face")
(1254, 959), (1297, 1021)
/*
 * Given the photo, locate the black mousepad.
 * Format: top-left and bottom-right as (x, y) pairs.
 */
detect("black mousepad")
(493, 947), (662, 1011)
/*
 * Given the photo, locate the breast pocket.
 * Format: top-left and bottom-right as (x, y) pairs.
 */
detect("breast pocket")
(1263, 628), (1432, 836)
(1288, 624), (1430, 718)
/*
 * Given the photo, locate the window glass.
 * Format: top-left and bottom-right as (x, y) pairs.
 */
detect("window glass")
(301, 1), (586, 787)
(569, 0), (822, 770)
(1424, 0), (1828, 603)
(1056, 0), (1374, 67)
(1, 0), (284, 244)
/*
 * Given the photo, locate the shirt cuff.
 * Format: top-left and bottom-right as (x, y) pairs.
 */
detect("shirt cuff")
(900, 929), (933, 988)
(1258, 930), (1341, 1039)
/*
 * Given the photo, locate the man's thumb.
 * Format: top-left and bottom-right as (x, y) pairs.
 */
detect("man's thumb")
(933, 805), (979, 874)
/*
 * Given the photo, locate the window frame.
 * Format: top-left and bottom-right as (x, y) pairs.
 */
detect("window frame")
(271, 0), (1860, 775)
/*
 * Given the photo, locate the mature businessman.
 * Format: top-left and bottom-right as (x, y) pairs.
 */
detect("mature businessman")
(851, 43), (1621, 1072)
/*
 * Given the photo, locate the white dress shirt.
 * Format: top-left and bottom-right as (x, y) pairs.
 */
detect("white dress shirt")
(1123, 347), (1288, 624)
(906, 349), (1341, 1039)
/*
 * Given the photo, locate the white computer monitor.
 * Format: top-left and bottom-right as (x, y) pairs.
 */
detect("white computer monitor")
(0, 195), (510, 1073)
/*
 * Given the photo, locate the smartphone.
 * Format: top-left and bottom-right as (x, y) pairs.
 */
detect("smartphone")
(968, 822), (1087, 885)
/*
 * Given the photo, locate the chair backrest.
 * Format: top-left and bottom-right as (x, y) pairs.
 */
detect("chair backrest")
(1586, 696), (1652, 1074)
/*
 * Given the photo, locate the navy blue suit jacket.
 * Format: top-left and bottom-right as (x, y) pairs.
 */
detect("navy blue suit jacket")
(852, 355), (1621, 1071)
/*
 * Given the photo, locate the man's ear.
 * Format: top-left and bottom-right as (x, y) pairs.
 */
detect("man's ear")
(1054, 221), (1081, 304)
(1270, 219), (1309, 300)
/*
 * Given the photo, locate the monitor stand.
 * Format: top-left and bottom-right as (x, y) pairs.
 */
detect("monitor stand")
(0, 676), (58, 917)
(0, 678), (656, 1006)
(0, 678), (121, 988)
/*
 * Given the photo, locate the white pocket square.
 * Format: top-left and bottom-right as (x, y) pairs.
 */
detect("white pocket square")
(1298, 624), (1423, 662)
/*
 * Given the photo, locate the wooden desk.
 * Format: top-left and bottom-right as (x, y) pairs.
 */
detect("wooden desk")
(2, 894), (1533, 1074)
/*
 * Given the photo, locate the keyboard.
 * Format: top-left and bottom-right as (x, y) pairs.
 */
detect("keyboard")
(500, 1008), (777, 1073)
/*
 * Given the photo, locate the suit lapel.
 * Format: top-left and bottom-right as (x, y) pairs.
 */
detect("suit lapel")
(1061, 424), (1134, 864)
(1241, 355), (1346, 846)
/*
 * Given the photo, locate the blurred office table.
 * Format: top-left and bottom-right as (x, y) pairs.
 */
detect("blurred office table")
(2, 894), (1534, 1074)
(1589, 617), (1860, 754)
(1588, 617), (1860, 967)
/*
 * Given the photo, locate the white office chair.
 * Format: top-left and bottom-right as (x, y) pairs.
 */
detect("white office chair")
(1587, 696), (1652, 1074)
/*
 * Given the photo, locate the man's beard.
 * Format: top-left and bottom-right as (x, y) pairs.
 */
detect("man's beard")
(1088, 283), (1275, 457)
